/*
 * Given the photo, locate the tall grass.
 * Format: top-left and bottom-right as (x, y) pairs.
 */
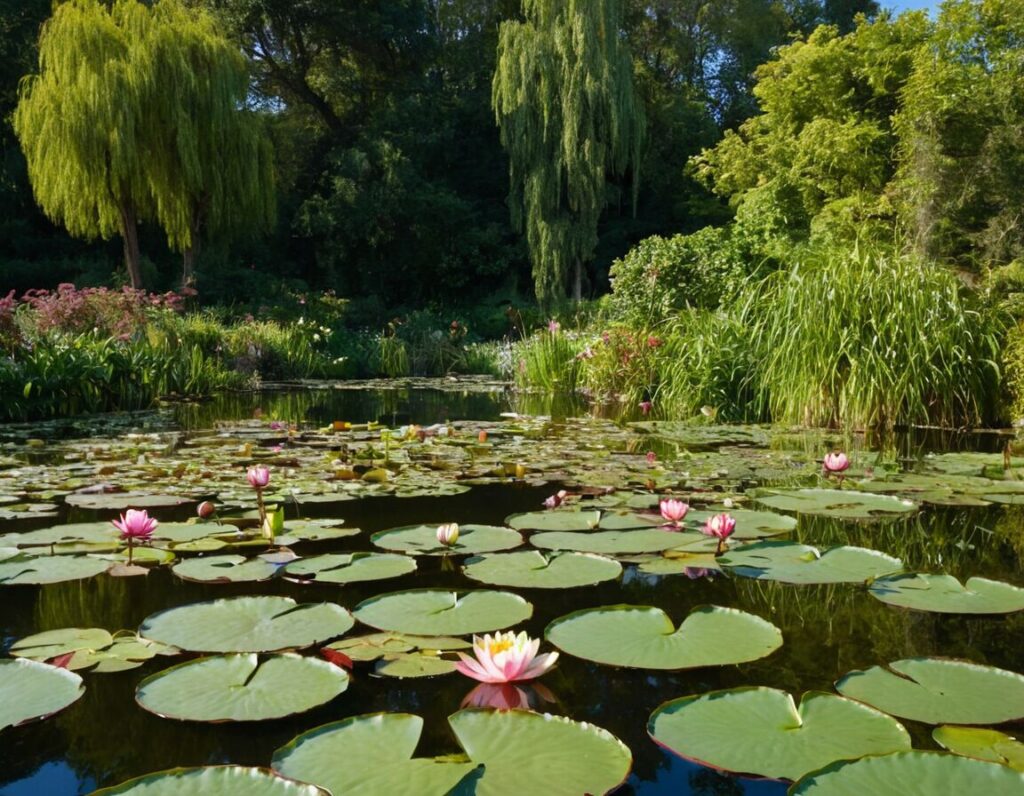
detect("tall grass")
(512, 327), (585, 391)
(739, 245), (1004, 429)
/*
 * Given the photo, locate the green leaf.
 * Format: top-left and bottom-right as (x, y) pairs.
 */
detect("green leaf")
(140, 596), (354, 653)
(353, 589), (532, 636)
(756, 488), (917, 520)
(835, 658), (1024, 725)
(686, 508), (797, 538)
(463, 550), (621, 589)
(869, 574), (1024, 614)
(933, 726), (1024, 772)
(790, 751), (1024, 794)
(545, 604), (782, 669)
(649, 687), (910, 781)
(10, 627), (114, 660)
(327, 632), (470, 662)
(505, 510), (657, 532)
(0, 554), (109, 585)
(284, 553), (416, 584)
(371, 524), (523, 556)
(0, 658), (84, 730)
(719, 540), (903, 584)
(92, 766), (328, 796)
(136, 653), (348, 722)
(530, 529), (713, 555)
(172, 554), (279, 583)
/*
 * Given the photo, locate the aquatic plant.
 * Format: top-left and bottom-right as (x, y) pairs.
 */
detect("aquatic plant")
(111, 510), (158, 565)
(436, 523), (460, 547)
(701, 513), (736, 554)
(659, 499), (689, 527)
(454, 631), (558, 684)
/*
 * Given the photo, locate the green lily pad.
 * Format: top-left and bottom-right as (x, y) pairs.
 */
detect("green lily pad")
(275, 519), (361, 545)
(0, 658), (85, 730)
(449, 708), (632, 796)
(69, 635), (178, 673)
(649, 687), (910, 781)
(530, 529), (712, 555)
(686, 508), (797, 538)
(140, 596), (354, 653)
(65, 491), (193, 510)
(284, 553), (416, 584)
(790, 751), (1024, 794)
(463, 550), (621, 589)
(353, 589), (532, 636)
(0, 522), (119, 549)
(136, 653), (348, 722)
(835, 658), (1024, 725)
(719, 540), (903, 584)
(933, 726), (1024, 772)
(92, 766), (328, 795)
(505, 510), (657, 532)
(272, 712), (478, 795)
(756, 488), (918, 519)
(373, 653), (458, 679)
(10, 627), (114, 660)
(869, 574), (1024, 614)
(327, 632), (470, 662)
(545, 604), (782, 669)
(0, 554), (109, 585)
(173, 555), (280, 583)
(370, 524), (523, 556)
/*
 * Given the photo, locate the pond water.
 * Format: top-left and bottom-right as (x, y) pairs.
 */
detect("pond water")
(1, 380), (1023, 795)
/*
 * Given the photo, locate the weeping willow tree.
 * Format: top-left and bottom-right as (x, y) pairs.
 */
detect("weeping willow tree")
(14, 0), (274, 289)
(493, 0), (644, 305)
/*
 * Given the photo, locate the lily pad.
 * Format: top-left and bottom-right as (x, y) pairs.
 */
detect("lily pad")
(0, 554), (109, 585)
(65, 491), (193, 510)
(933, 726), (1024, 772)
(69, 635), (178, 673)
(140, 596), (354, 653)
(649, 687), (910, 781)
(718, 540), (903, 584)
(835, 658), (1024, 725)
(92, 766), (328, 796)
(327, 632), (470, 662)
(686, 508), (797, 538)
(755, 488), (917, 520)
(463, 551), (621, 589)
(284, 553), (416, 584)
(449, 708), (632, 796)
(136, 653), (348, 722)
(353, 589), (532, 636)
(373, 653), (458, 679)
(370, 524), (523, 556)
(0, 658), (85, 730)
(10, 627), (114, 660)
(505, 510), (656, 532)
(530, 529), (712, 555)
(272, 712), (478, 794)
(275, 519), (361, 545)
(545, 605), (782, 669)
(790, 751), (1024, 794)
(869, 574), (1024, 614)
(173, 555), (280, 584)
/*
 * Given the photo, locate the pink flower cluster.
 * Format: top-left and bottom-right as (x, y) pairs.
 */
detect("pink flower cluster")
(18, 284), (187, 338)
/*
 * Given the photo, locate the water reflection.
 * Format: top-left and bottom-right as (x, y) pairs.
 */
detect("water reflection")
(460, 682), (559, 711)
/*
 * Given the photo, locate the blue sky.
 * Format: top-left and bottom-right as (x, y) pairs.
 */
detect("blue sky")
(884, 0), (940, 12)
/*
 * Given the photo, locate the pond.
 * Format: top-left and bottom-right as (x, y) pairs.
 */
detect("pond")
(1, 379), (1023, 795)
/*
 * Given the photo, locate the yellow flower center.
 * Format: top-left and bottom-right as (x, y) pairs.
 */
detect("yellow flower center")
(488, 637), (514, 655)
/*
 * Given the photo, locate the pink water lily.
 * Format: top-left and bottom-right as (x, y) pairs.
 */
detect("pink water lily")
(543, 490), (568, 509)
(247, 465), (271, 489)
(660, 499), (689, 526)
(455, 631), (558, 684)
(639, 400), (652, 415)
(702, 512), (737, 554)
(111, 509), (158, 565)
(823, 452), (850, 473)
(437, 523), (460, 547)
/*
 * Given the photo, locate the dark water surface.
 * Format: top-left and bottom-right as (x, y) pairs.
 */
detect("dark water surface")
(1, 386), (1022, 795)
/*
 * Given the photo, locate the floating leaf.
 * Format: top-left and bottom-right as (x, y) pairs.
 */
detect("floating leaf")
(327, 632), (470, 662)
(0, 554), (109, 585)
(65, 491), (193, 510)
(463, 550), (621, 589)
(0, 658), (84, 730)
(545, 605), (782, 669)
(370, 524), (523, 556)
(10, 627), (113, 660)
(140, 596), (354, 653)
(719, 540), (903, 584)
(374, 653), (457, 678)
(272, 712), (478, 794)
(284, 553), (416, 584)
(649, 687), (910, 781)
(687, 508), (797, 538)
(530, 529), (712, 555)
(755, 488), (917, 519)
(353, 589), (532, 636)
(835, 658), (1024, 725)
(790, 751), (1024, 794)
(69, 635), (177, 673)
(933, 726), (1024, 772)
(92, 766), (328, 795)
(869, 574), (1024, 614)
(173, 555), (280, 584)
(275, 519), (361, 545)
(136, 653), (348, 722)
(505, 510), (656, 532)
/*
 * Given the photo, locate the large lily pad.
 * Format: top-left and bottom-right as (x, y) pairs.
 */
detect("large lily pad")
(869, 574), (1024, 614)
(933, 726), (1024, 772)
(835, 658), (1024, 725)
(505, 510), (657, 532)
(172, 554), (280, 584)
(649, 687), (910, 781)
(755, 488), (917, 519)
(719, 540), (903, 584)
(9, 627), (113, 660)
(136, 653), (348, 722)
(790, 751), (1024, 794)
(353, 589), (532, 636)
(92, 766), (328, 796)
(0, 658), (85, 730)
(284, 553), (416, 584)
(0, 554), (109, 585)
(545, 605), (782, 669)
(65, 491), (193, 510)
(449, 708), (632, 796)
(687, 509), (797, 538)
(273, 713), (477, 794)
(463, 550), (621, 589)
(140, 596), (354, 653)
(530, 529), (712, 555)
(327, 632), (470, 662)
(275, 519), (361, 545)
(370, 524), (523, 556)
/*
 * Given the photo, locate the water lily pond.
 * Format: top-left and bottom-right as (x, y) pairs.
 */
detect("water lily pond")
(1, 380), (1024, 794)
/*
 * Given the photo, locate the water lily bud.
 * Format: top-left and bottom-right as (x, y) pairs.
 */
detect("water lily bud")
(823, 452), (850, 473)
(247, 465), (270, 489)
(659, 499), (689, 525)
(196, 501), (216, 519)
(437, 523), (460, 547)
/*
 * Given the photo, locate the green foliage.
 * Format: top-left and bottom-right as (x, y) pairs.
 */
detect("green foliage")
(740, 243), (1004, 429)
(493, 0), (645, 304)
(512, 327), (585, 391)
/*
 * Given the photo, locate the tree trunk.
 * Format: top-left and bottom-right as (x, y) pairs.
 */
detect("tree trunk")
(182, 214), (202, 290)
(119, 202), (143, 290)
(572, 260), (582, 302)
